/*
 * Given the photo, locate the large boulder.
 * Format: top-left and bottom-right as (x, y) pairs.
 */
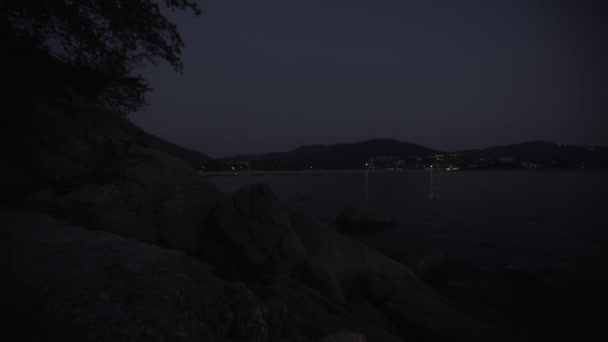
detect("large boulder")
(289, 213), (515, 342)
(0, 210), (269, 342)
(3, 100), (143, 188)
(336, 206), (394, 232)
(249, 273), (402, 342)
(214, 184), (308, 276)
(319, 331), (368, 342)
(118, 145), (223, 253)
(289, 212), (415, 282)
(23, 183), (158, 244)
(22, 144), (224, 254)
(378, 248), (453, 286)
(0, 210), (402, 342)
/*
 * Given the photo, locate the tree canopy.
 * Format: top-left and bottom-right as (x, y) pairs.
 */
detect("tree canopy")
(0, 0), (200, 115)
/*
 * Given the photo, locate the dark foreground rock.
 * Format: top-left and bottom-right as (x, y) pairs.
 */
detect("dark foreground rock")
(378, 248), (453, 286)
(2, 79), (224, 255)
(319, 331), (367, 342)
(0, 210), (402, 342)
(1, 75), (518, 342)
(214, 183), (307, 276)
(290, 213), (517, 342)
(336, 206), (394, 232)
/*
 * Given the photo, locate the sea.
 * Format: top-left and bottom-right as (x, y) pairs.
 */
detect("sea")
(208, 170), (608, 340)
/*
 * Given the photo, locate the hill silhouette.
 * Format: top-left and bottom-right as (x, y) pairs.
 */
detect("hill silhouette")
(143, 134), (608, 171)
(219, 139), (437, 170)
(216, 139), (608, 170)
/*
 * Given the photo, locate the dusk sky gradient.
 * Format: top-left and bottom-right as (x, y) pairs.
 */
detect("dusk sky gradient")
(132, 0), (608, 157)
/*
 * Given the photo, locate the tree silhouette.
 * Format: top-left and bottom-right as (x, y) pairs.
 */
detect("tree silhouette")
(1, 0), (200, 115)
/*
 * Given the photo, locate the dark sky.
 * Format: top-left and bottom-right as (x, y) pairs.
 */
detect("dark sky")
(132, 0), (608, 157)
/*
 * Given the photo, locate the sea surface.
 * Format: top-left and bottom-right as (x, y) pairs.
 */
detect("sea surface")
(208, 170), (608, 340)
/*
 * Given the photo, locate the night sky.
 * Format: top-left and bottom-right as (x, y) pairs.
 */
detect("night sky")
(132, 0), (608, 157)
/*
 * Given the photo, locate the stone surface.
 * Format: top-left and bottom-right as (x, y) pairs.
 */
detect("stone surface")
(290, 212), (416, 283)
(22, 148), (224, 254)
(0, 210), (268, 342)
(3, 100), (141, 187)
(214, 184), (308, 276)
(24, 183), (157, 243)
(319, 331), (368, 342)
(378, 248), (453, 285)
(1, 73), (517, 341)
(336, 206), (394, 232)
(289, 212), (515, 342)
(0, 210), (402, 342)
(249, 274), (402, 342)
(3, 90), (224, 254)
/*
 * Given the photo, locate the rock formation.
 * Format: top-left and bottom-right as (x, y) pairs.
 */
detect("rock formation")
(0, 74), (519, 341)
(289, 213), (515, 342)
(378, 248), (453, 286)
(0, 210), (400, 342)
(214, 183), (308, 276)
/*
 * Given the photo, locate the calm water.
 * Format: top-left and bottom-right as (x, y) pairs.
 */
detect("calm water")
(209, 170), (608, 274)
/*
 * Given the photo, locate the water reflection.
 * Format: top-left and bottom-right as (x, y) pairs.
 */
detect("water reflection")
(364, 170), (369, 207)
(429, 168), (437, 199)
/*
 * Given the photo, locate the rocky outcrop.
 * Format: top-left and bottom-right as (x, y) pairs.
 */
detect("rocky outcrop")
(249, 274), (402, 342)
(21, 143), (223, 253)
(2, 90), (224, 254)
(378, 248), (453, 286)
(23, 183), (158, 243)
(214, 184), (308, 276)
(336, 206), (394, 232)
(0, 210), (268, 341)
(0, 210), (401, 342)
(319, 331), (368, 342)
(289, 212), (515, 342)
(117, 145), (222, 253)
(1, 79), (517, 341)
(2, 101), (141, 187)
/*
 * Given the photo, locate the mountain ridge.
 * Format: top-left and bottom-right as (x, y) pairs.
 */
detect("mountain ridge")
(144, 135), (608, 170)
(214, 139), (608, 170)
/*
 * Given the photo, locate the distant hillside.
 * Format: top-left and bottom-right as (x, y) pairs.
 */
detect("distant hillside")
(142, 133), (211, 169)
(217, 139), (608, 171)
(286, 139), (438, 169)
(459, 141), (608, 168)
(220, 139), (440, 170)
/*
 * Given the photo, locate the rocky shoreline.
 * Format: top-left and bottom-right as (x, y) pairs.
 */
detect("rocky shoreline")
(0, 209), (399, 341)
(1, 76), (520, 341)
